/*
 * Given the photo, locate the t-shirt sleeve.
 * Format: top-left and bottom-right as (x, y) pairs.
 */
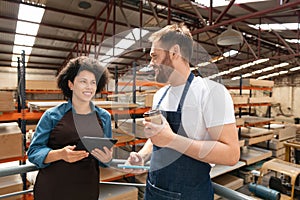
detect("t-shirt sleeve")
(203, 84), (236, 128)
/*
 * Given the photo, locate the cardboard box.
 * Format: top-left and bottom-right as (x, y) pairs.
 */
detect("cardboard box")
(0, 91), (15, 112)
(26, 80), (58, 90)
(0, 175), (23, 200)
(144, 93), (154, 107)
(117, 118), (146, 139)
(0, 123), (23, 160)
(99, 184), (138, 200)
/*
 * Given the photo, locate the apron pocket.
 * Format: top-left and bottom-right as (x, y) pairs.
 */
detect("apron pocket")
(146, 180), (181, 200)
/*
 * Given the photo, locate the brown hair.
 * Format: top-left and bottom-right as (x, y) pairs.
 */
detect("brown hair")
(57, 56), (110, 99)
(149, 23), (193, 62)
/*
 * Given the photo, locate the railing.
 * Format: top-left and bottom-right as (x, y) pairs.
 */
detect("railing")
(0, 159), (256, 200)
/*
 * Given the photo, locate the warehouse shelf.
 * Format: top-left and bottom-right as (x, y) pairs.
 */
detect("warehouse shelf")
(225, 78), (274, 168)
(26, 90), (61, 94)
(0, 110), (43, 122)
(234, 103), (271, 108)
(117, 80), (165, 88)
(0, 156), (27, 164)
(210, 161), (246, 178)
(226, 86), (273, 91)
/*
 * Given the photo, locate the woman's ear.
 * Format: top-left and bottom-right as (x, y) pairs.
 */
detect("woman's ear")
(68, 80), (73, 90)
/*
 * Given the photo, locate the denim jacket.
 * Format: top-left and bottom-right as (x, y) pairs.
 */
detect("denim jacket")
(27, 100), (112, 168)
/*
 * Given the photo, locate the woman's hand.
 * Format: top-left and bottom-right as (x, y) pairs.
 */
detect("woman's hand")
(91, 147), (113, 163)
(61, 145), (89, 163)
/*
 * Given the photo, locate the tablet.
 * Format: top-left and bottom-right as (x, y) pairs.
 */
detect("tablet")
(75, 136), (118, 152)
(117, 164), (150, 170)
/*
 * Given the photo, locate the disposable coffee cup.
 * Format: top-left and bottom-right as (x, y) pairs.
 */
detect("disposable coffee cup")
(143, 109), (162, 125)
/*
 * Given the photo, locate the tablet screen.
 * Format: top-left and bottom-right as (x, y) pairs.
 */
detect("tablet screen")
(75, 136), (118, 152)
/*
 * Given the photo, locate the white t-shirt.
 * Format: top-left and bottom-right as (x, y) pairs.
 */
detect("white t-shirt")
(152, 76), (236, 140)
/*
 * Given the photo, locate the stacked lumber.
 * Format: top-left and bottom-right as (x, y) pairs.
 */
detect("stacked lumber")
(99, 167), (139, 200)
(240, 146), (272, 165)
(295, 124), (300, 141)
(223, 78), (274, 88)
(255, 123), (296, 160)
(212, 174), (244, 200)
(240, 127), (274, 146)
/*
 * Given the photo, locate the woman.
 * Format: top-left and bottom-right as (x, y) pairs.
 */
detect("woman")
(27, 56), (112, 200)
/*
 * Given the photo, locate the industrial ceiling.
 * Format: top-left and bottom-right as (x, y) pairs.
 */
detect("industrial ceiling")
(1, 0), (300, 81)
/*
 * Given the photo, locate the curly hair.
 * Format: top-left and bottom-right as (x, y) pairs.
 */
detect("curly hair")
(57, 56), (110, 99)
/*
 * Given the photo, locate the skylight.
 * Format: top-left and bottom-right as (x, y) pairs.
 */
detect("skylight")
(11, 3), (45, 67)
(207, 58), (269, 79)
(289, 66), (300, 71)
(286, 39), (300, 44)
(223, 50), (238, 58)
(196, 50), (238, 68)
(231, 62), (289, 80)
(195, 0), (270, 8)
(249, 23), (300, 31)
(99, 28), (149, 66)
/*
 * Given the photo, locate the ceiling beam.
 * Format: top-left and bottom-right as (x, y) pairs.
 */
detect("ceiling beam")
(191, 1), (300, 35)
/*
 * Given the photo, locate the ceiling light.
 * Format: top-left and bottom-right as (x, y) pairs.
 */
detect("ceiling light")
(217, 25), (243, 46)
(249, 23), (300, 31)
(286, 39), (300, 44)
(78, 1), (91, 10)
(223, 50), (239, 57)
(290, 66), (300, 71)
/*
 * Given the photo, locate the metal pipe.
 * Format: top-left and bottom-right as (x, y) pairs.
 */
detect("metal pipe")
(0, 163), (37, 177)
(0, 161), (255, 200)
(0, 159), (129, 178)
(212, 182), (256, 200)
(0, 189), (33, 199)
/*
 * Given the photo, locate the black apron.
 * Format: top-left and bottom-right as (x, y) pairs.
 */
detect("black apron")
(145, 73), (213, 200)
(34, 110), (103, 200)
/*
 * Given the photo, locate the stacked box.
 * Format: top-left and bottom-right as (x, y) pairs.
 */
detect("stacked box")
(0, 175), (23, 200)
(26, 80), (59, 90)
(272, 124), (296, 141)
(212, 174), (244, 199)
(255, 123), (297, 160)
(295, 124), (300, 141)
(0, 122), (23, 160)
(117, 118), (146, 139)
(98, 184), (138, 200)
(0, 91), (15, 112)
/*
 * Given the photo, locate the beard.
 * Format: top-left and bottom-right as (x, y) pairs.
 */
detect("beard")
(155, 53), (174, 83)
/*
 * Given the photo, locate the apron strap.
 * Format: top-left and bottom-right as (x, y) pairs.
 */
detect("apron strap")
(177, 72), (194, 112)
(155, 72), (194, 111)
(155, 86), (171, 110)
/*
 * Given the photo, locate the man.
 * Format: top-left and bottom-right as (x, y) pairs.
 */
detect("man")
(127, 23), (240, 200)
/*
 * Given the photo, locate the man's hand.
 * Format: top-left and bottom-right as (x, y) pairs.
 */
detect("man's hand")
(122, 152), (146, 174)
(143, 116), (176, 147)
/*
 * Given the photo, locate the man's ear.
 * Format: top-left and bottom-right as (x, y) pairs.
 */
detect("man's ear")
(169, 44), (181, 59)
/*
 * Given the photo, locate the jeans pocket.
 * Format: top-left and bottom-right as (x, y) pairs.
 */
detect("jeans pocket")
(145, 180), (181, 200)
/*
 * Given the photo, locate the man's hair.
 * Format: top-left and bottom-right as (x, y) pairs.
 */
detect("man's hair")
(57, 56), (110, 99)
(149, 23), (193, 62)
